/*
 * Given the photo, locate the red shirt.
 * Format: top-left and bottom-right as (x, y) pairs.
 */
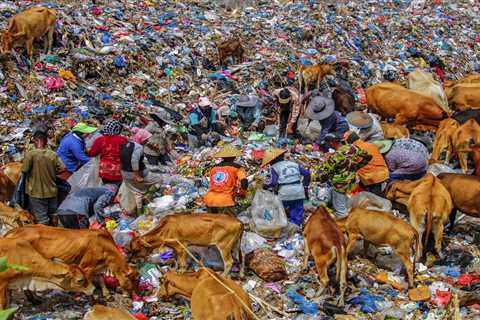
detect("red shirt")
(88, 135), (128, 181)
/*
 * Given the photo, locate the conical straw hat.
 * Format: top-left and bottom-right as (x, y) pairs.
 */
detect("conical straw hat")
(214, 145), (242, 158)
(261, 148), (287, 167)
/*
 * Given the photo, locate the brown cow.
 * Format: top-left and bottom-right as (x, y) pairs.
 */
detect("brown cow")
(437, 173), (480, 228)
(444, 74), (480, 97)
(386, 174), (452, 259)
(431, 118), (460, 164)
(448, 84), (480, 112)
(336, 208), (420, 288)
(128, 214), (244, 277)
(83, 305), (136, 320)
(452, 119), (480, 173)
(303, 207), (347, 306)
(0, 238), (94, 309)
(0, 202), (34, 235)
(0, 172), (15, 203)
(159, 268), (253, 320)
(380, 122), (410, 139)
(299, 64), (334, 94)
(217, 38), (244, 66)
(1, 162), (22, 185)
(366, 83), (446, 127)
(332, 88), (355, 115)
(0, 7), (56, 60)
(5, 226), (138, 294)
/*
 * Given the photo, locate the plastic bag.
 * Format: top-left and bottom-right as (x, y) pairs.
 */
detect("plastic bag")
(67, 158), (101, 192)
(348, 191), (392, 212)
(250, 190), (288, 238)
(11, 174), (28, 209)
(241, 232), (267, 255)
(287, 288), (319, 315)
(428, 163), (455, 176)
(118, 182), (142, 214)
(332, 190), (349, 218)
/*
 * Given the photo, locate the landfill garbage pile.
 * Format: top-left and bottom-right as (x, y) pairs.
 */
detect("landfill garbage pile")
(0, 0), (479, 319)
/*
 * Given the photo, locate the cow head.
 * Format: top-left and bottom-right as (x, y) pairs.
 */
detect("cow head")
(116, 265), (139, 294)
(0, 31), (25, 55)
(13, 207), (35, 226)
(61, 265), (95, 295)
(126, 237), (152, 259)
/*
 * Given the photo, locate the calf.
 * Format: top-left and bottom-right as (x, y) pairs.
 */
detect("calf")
(159, 268), (252, 320)
(217, 38), (244, 66)
(437, 173), (480, 228)
(0, 202), (34, 235)
(380, 122), (410, 139)
(128, 213), (244, 277)
(303, 207), (347, 306)
(386, 174), (452, 259)
(448, 84), (480, 112)
(0, 238), (94, 308)
(336, 208), (420, 288)
(299, 64), (334, 94)
(431, 118), (460, 164)
(0, 7), (56, 60)
(452, 118), (480, 173)
(5, 226), (138, 295)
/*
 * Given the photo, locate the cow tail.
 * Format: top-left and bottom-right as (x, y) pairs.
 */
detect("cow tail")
(337, 245), (347, 306)
(424, 206), (433, 254)
(413, 228), (420, 266)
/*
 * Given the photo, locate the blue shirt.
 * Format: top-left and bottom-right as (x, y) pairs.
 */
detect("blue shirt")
(57, 132), (90, 173)
(189, 107), (217, 128)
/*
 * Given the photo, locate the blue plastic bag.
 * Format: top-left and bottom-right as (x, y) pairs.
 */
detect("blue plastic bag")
(287, 289), (319, 315)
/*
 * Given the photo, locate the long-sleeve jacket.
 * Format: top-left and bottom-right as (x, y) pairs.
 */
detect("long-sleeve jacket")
(273, 87), (302, 129)
(57, 132), (90, 173)
(57, 187), (115, 223)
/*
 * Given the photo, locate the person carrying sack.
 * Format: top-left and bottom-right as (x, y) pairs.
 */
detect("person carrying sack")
(262, 148), (310, 226)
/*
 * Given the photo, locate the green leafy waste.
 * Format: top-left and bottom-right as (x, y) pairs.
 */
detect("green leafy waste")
(0, 308), (17, 320)
(0, 256), (28, 272)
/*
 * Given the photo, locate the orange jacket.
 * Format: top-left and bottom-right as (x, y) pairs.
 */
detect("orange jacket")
(204, 164), (247, 208)
(353, 140), (389, 185)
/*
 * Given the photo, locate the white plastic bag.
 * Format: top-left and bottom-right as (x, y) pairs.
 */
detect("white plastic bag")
(241, 232), (267, 255)
(67, 157), (101, 192)
(428, 163), (455, 176)
(250, 190), (288, 238)
(348, 191), (392, 212)
(118, 182), (140, 214)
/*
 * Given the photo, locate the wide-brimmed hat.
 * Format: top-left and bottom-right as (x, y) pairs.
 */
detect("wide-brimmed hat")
(198, 97), (211, 107)
(305, 96), (335, 121)
(261, 148), (287, 167)
(236, 95), (258, 108)
(150, 110), (173, 125)
(72, 122), (97, 134)
(278, 88), (291, 104)
(346, 111), (373, 129)
(372, 139), (394, 154)
(214, 145), (242, 158)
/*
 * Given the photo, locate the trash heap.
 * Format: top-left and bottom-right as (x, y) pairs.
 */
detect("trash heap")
(1, 0), (479, 319)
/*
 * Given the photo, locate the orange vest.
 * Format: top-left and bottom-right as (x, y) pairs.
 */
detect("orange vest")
(204, 165), (246, 208)
(354, 140), (389, 185)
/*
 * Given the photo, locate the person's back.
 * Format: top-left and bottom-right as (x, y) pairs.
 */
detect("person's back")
(353, 139), (389, 185)
(57, 132), (88, 173)
(23, 148), (61, 199)
(271, 160), (305, 201)
(58, 187), (113, 215)
(204, 161), (245, 208)
(89, 134), (128, 182)
(386, 138), (428, 175)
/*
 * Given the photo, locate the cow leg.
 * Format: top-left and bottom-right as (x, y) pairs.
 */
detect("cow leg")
(0, 284), (7, 309)
(217, 244), (234, 277)
(24, 290), (42, 305)
(303, 240), (310, 272)
(448, 209), (457, 231)
(25, 38), (34, 60)
(409, 215), (424, 261)
(432, 218), (444, 259)
(395, 246), (415, 288)
(47, 27), (54, 53)
(458, 152), (469, 174)
(313, 251), (333, 296)
(345, 233), (361, 256)
(177, 248), (188, 272)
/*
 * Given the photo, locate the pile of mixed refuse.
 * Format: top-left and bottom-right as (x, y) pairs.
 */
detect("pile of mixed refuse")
(0, 0), (479, 320)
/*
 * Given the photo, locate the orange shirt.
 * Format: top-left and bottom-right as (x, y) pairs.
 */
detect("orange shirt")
(204, 164), (247, 208)
(353, 140), (389, 185)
